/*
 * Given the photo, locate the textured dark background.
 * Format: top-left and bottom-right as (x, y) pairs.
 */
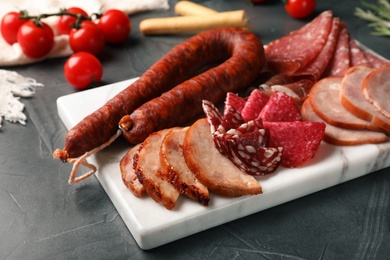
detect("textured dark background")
(1, 0), (389, 259)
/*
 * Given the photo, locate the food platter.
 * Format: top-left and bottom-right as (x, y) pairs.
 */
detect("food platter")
(57, 77), (390, 250)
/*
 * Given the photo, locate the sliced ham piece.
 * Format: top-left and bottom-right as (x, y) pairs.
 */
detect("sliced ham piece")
(362, 66), (390, 119)
(160, 127), (210, 206)
(301, 98), (388, 145)
(120, 143), (145, 198)
(133, 128), (180, 210)
(183, 118), (262, 197)
(340, 65), (390, 134)
(309, 76), (380, 130)
(264, 10), (334, 75)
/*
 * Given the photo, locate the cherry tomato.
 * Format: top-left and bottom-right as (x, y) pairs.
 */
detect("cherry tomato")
(69, 20), (105, 55)
(57, 7), (88, 35)
(64, 52), (103, 90)
(17, 20), (54, 59)
(285, 0), (316, 19)
(1, 11), (27, 45)
(97, 9), (131, 44)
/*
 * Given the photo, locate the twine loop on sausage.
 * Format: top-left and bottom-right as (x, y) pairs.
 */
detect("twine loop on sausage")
(67, 129), (123, 184)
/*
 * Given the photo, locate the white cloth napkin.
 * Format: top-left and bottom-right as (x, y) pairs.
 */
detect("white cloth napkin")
(0, 0), (169, 127)
(0, 0), (170, 66)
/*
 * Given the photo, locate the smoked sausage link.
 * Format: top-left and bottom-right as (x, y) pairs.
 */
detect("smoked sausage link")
(119, 27), (265, 144)
(54, 27), (265, 161)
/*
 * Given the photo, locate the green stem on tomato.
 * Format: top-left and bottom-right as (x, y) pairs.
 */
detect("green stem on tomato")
(18, 9), (91, 28)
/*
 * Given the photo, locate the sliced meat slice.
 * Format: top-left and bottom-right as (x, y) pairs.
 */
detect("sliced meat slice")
(295, 17), (341, 82)
(309, 76), (380, 130)
(349, 38), (370, 66)
(264, 10), (334, 75)
(120, 143), (145, 198)
(263, 121), (326, 168)
(183, 118), (262, 197)
(241, 89), (269, 122)
(259, 91), (302, 122)
(301, 98), (388, 145)
(133, 128), (180, 210)
(224, 92), (246, 115)
(363, 66), (390, 119)
(322, 22), (350, 77)
(362, 49), (390, 68)
(340, 65), (390, 134)
(160, 127), (210, 206)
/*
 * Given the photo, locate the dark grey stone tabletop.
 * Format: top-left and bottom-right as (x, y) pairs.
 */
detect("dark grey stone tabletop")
(1, 0), (389, 259)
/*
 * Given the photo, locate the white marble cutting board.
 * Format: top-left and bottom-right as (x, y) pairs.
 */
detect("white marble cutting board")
(57, 78), (390, 250)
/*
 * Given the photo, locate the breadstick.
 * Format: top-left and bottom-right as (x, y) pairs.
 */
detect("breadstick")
(175, 1), (218, 16)
(140, 10), (250, 35)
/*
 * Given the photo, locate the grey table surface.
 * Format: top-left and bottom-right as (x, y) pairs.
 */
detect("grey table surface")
(1, 0), (389, 259)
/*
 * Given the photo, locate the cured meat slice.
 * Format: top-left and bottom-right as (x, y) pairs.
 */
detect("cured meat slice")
(120, 144), (145, 198)
(362, 49), (390, 68)
(294, 17), (341, 82)
(301, 98), (388, 145)
(340, 65), (390, 134)
(224, 92), (246, 115)
(259, 91), (302, 122)
(160, 127), (210, 206)
(309, 76), (380, 130)
(322, 22), (350, 77)
(349, 38), (370, 66)
(133, 128), (180, 210)
(202, 99), (223, 133)
(363, 66), (390, 119)
(220, 103), (245, 131)
(183, 118), (262, 197)
(264, 10), (333, 75)
(263, 121), (326, 168)
(223, 134), (282, 175)
(241, 89), (269, 122)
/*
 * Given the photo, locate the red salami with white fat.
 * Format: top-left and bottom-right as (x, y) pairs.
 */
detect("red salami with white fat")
(263, 121), (326, 168)
(323, 22), (350, 77)
(224, 92), (246, 115)
(349, 38), (370, 66)
(294, 17), (341, 82)
(265, 10), (333, 75)
(241, 89), (269, 122)
(259, 91), (302, 122)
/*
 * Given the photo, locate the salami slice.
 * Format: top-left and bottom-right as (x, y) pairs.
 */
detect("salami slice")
(259, 91), (302, 122)
(362, 49), (390, 68)
(202, 99), (223, 133)
(323, 22), (350, 77)
(350, 38), (370, 66)
(295, 17), (341, 82)
(264, 10), (333, 75)
(224, 92), (246, 115)
(221, 104), (245, 131)
(263, 121), (326, 168)
(241, 89), (269, 122)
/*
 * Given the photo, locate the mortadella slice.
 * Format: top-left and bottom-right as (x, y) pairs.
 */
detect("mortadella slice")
(301, 98), (388, 145)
